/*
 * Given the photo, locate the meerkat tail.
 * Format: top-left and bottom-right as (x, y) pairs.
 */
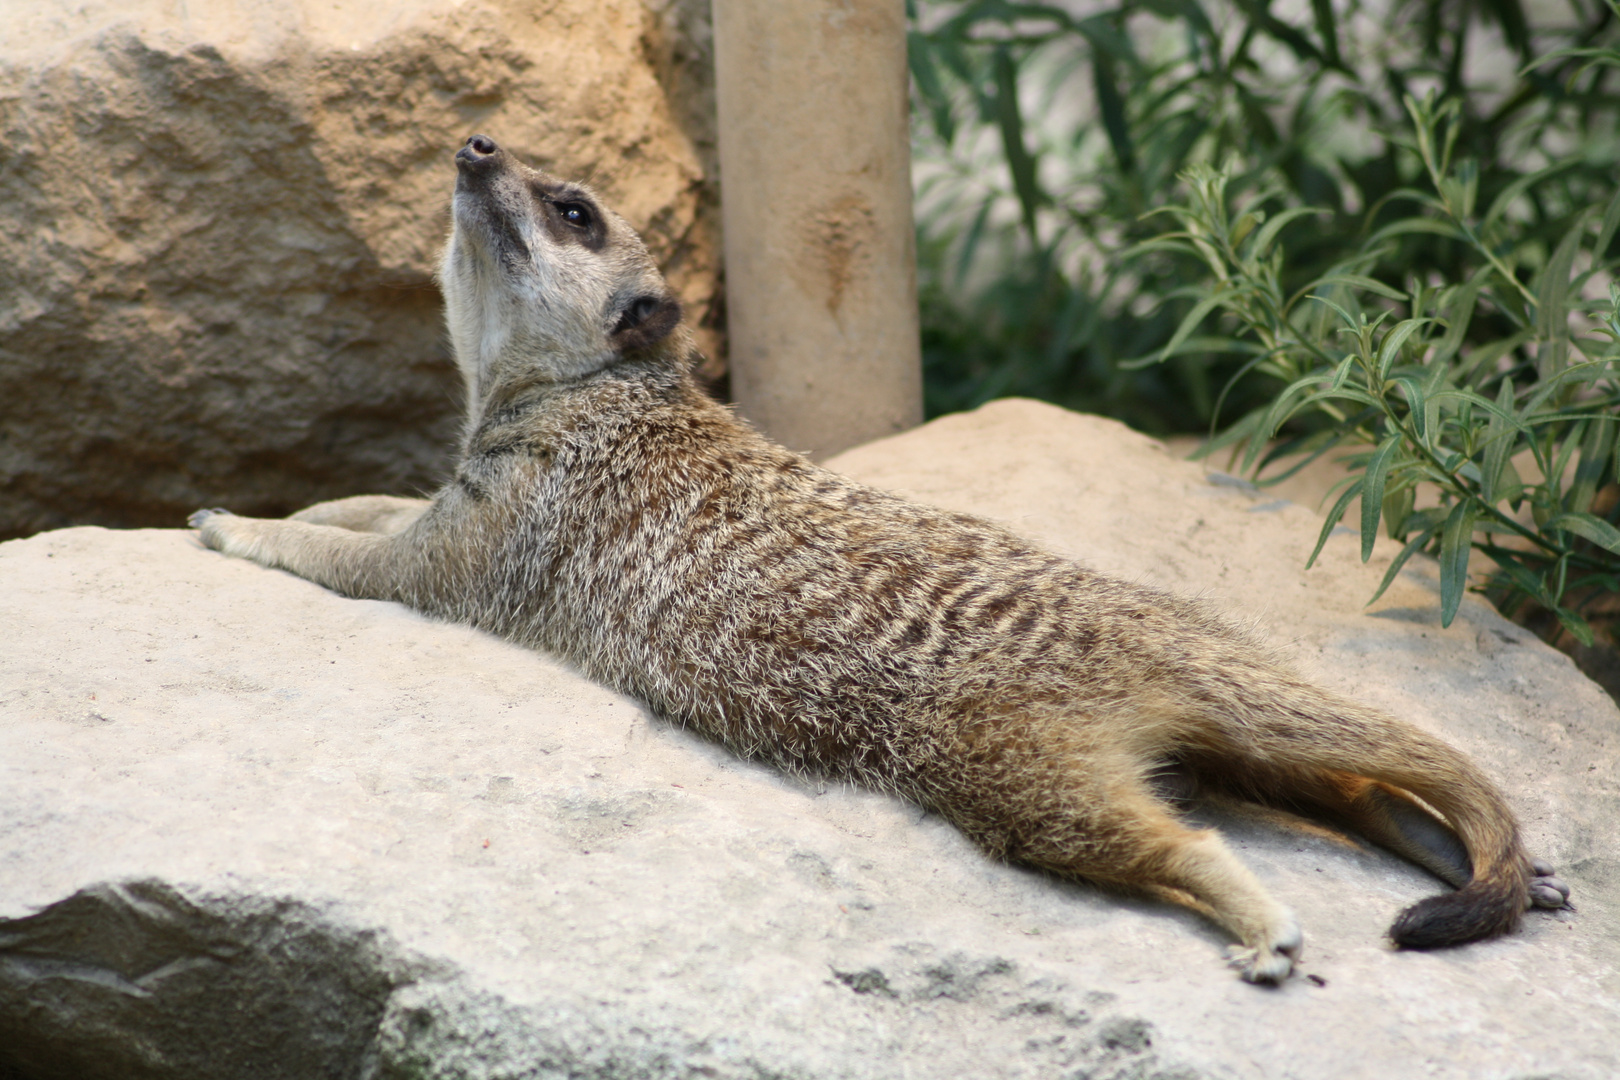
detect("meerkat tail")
(1377, 760), (1528, 950)
(1196, 677), (1531, 950)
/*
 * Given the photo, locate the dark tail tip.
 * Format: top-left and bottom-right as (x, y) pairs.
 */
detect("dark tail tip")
(1389, 876), (1523, 950)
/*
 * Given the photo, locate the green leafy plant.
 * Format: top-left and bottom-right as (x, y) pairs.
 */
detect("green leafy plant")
(1137, 92), (1620, 640)
(907, 0), (1357, 431)
(908, 0), (1620, 431)
(910, 0), (1620, 640)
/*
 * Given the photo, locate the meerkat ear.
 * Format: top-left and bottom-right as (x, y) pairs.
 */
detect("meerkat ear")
(610, 293), (683, 354)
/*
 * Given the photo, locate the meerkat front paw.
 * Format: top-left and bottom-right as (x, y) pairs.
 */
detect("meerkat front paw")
(189, 507), (231, 537)
(1226, 916), (1303, 984)
(188, 507), (245, 555)
(188, 507), (232, 526)
(1528, 857), (1573, 910)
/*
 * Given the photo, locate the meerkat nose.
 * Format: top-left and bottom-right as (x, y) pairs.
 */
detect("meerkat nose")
(456, 135), (501, 169)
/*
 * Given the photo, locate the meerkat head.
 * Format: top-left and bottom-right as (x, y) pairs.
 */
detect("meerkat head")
(437, 134), (688, 407)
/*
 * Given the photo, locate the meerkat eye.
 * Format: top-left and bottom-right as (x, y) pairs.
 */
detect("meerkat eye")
(555, 202), (591, 228)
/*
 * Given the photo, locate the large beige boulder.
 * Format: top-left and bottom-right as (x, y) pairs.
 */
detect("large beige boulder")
(0, 0), (719, 540)
(2, 399), (1615, 1079)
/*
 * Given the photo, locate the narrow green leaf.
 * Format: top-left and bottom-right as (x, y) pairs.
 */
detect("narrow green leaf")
(1549, 418), (1587, 504)
(1499, 456), (1526, 510)
(1391, 376), (1427, 439)
(1141, 0), (1216, 40)
(1521, 45), (1620, 74)
(1481, 377), (1517, 506)
(1120, 335), (1257, 370)
(1360, 435), (1402, 562)
(1307, 293), (1362, 330)
(907, 33), (955, 144)
(1311, 273), (1409, 302)
(1086, 44), (1134, 172)
(1432, 266), (1491, 364)
(1438, 501), (1478, 627)
(1201, 404), (1267, 461)
(952, 196), (995, 287)
(1114, 237), (1201, 262)
(1426, 387), (1497, 413)
(1480, 0), (1531, 58)
(1536, 210), (1592, 379)
(992, 46), (1045, 241)
(1309, 0), (1341, 65)
(1307, 481), (1363, 571)
(1255, 432), (1352, 488)
(1230, 0), (1327, 64)
(1328, 352), (1357, 390)
(1073, 12), (1142, 66)
(1569, 417), (1616, 515)
(1367, 527), (1438, 606)
(1546, 512), (1620, 554)
(1229, 211), (1261, 247)
(1456, 159), (1479, 219)
(1377, 318), (1432, 378)
(1555, 607), (1596, 648)
(1155, 286), (1242, 366)
(1537, 215), (1587, 331)
(1249, 206), (1325, 258)
(1366, 218), (1466, 246)
(1262, 388), (1384, 447)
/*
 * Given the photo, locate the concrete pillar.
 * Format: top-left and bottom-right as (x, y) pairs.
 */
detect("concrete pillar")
(712, 0), (924, 459)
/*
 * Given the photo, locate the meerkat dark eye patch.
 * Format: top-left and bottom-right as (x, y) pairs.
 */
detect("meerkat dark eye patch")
(610, 294), (682, 354)
(532, 185), (606, 250)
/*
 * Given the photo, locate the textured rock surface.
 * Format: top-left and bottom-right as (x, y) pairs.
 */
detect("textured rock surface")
(0, 0), (719, 541)
(2, 399), (1616, 1080)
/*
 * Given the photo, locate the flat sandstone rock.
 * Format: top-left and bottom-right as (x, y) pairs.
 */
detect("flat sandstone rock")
(2, 398), (1616, 1080)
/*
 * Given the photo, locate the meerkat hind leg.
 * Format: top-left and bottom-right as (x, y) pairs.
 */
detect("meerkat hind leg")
(1029, 789), (1302, 983)
(1138, 820), (1303, 983)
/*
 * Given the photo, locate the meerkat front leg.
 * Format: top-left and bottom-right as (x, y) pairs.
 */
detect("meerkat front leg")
(189, 508), (415, 602)
(289, 494), (433, 535)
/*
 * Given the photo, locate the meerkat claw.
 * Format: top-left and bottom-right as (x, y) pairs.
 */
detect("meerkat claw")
(187, 507), (232, 529)
(1226, 946), (1293, 984)
(1225, 918), (1302, 984)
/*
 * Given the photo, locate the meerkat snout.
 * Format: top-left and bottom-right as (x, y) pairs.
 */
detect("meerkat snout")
(438, 134), (690, 411)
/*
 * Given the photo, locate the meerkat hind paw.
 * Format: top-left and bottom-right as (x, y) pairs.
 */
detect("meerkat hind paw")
(1528, 875), (1572, 910)
(1225, 920), (1302, 984)
(1226, 945), (1295, 984)
(1526, 857), (1572, 910)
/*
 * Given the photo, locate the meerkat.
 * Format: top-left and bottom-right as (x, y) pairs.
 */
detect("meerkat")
(190, 134), (1570, 983)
